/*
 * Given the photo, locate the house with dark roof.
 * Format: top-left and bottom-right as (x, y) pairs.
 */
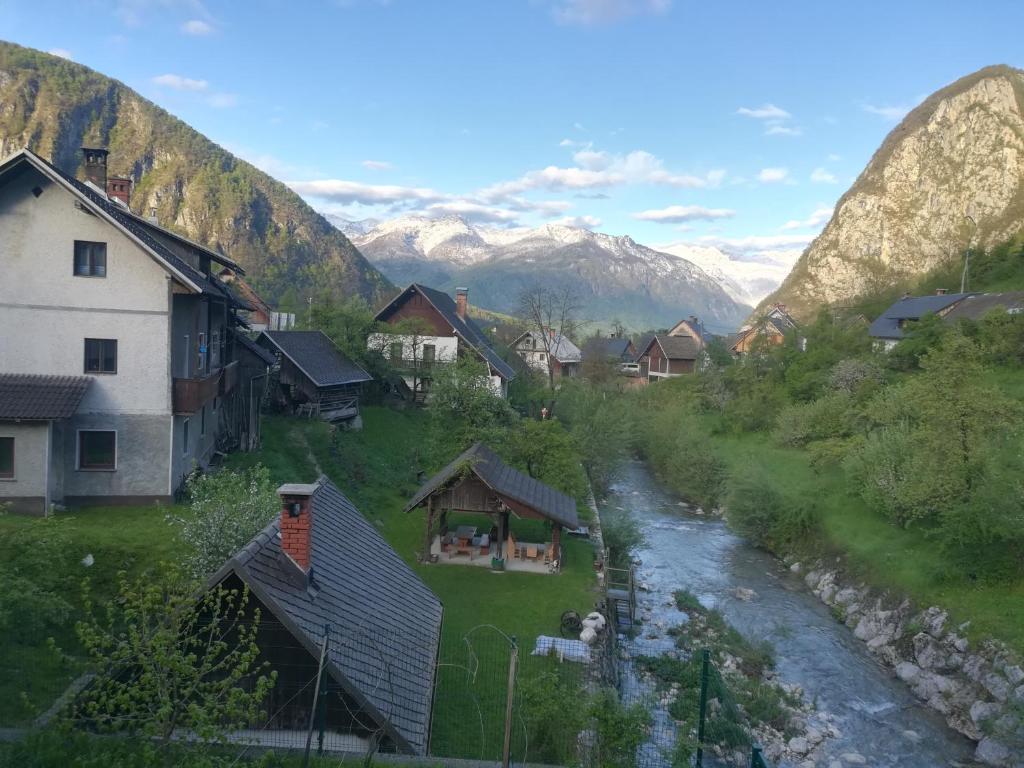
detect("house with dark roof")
(582, 335), (637, 364)
(208, 477), (443, 755)
(636, 335), (703, 382)
(258, 331), (372, 424)
(0, 147), (264, 510)
(868, 292), (972, 350)
(729, 304), (801, 356)
(936, 291), (1024, 324)
(370, 285), (515, 400)
(667, 316), (708, 347)
(404, 443), (579, 573)
(511, 329), (583, 382)
(219, 268), (296, 332)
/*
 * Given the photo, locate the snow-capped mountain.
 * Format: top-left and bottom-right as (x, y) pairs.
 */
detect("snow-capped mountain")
(344, 215), (753, 332)
(656, 241), (802, 306)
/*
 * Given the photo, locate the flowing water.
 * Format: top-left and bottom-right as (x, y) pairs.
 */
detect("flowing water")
(603, 460), (977, 767)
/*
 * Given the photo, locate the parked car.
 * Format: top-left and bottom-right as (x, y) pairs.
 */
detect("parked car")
(619, 362), (641, 377)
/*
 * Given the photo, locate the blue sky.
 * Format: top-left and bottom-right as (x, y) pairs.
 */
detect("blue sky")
(2, 0), (1023, 254)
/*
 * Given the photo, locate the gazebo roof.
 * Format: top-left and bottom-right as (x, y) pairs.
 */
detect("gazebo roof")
(404, 443), (579, 529)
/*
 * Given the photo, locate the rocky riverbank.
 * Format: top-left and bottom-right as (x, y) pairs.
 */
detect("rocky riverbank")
(795, 560), (1024, 767)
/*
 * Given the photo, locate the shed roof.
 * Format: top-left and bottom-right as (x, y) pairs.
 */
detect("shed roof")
(232, 330), (277, 367)
(639, 334), (700, 361)
(208, 477), (443, 756)
(404, 443), (579, 529)
(259, 330), (372, 387)
(375, 284), (516, 382)
(0, 374), (91, 420)
(582, 336), (633, 361)
(942, 291), (1024, 322)
(868, 293), (971, 340)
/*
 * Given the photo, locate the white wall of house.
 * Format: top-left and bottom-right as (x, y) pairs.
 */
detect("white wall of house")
(0, 421), (50, 513)
(0, 167), (175, 503)
(367, 333), (459, 363)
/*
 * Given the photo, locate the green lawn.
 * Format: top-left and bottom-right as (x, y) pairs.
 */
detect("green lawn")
(706, 427), (1024, 652)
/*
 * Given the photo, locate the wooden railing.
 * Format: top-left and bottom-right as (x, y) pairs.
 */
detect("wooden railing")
(173, 369), (222, 414)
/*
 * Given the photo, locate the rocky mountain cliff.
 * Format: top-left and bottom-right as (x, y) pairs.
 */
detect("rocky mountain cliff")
(761, 65), (1024, 320)
(350, 215), (751, 332)
(0, 41), (392, 305)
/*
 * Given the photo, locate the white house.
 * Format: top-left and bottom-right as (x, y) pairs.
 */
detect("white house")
(511, 329), (582, 381)
(0, 147), (259, 513)
(370, 284), (515, 400)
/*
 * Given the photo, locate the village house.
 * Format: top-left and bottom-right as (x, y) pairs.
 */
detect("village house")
(369, 284), (515, 400)
(511, 329), (583, 381)
(219, 268), (296, 331)
(636, 335), (702, 382)
(667, 315), (708, 346)
(258, 330), (372, 425)
(582, 334), (637, 363)
(207, 477), (443, 755)
(0, 147), (261, 513)
(729, 303), (800, 356)
(869, 290), (1024, 350)
(404, 442), (579, 573)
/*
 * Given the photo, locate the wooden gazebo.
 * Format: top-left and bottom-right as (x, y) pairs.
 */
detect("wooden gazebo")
(404, 443), (579, 571)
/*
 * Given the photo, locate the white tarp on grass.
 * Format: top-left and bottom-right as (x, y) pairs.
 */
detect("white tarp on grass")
(532, 635), (591, 664)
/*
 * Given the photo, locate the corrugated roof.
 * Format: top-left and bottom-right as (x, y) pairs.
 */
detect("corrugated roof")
(376, 285), (517, 382)
(0, 374), (91, 420)
(259, 331), (372, 387)
(868, 293), (971, 340)
(208, 477), (443, 756)
(404, 443), (579, 529)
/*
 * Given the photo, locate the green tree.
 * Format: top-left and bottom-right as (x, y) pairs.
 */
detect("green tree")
(74, 571), (276, 758)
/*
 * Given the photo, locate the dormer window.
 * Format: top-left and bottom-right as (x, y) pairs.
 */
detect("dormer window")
(74, 240), (107, 277)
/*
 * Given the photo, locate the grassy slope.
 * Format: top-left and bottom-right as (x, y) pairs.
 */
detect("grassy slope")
(699, 388), (1024, 651)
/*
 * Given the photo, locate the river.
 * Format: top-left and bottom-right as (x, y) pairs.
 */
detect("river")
(602, 459), (977, 767)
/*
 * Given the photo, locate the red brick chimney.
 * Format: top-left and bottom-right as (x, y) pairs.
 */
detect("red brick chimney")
(277, 482), (319, 572)
(106, 176), (132, 207)
(81, 147), (109, 190)
(455, 287), (468, 320)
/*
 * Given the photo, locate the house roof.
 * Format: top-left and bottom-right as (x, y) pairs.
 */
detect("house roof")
(0, 148), (243, 304)
(375, 284), (516, 382)
(512, 330), (583, 363)
(0, 374), (91, 420)
(220, 269), (272, 317)
(208, 477), (443, 756)
(404, 443), (580, 529)
(582, 336), (633, 361)
(668, 318), (707, 343)
(232, 330), (277, 367)
(259, 331), (372, 387)
(942, 291), (1024, 322)
(638, 334), (701, 361)
(868, 293), (972, 340)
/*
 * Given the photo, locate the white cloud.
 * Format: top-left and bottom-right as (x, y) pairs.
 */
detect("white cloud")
(810, 167), (837, 184)
(698, 233), (814, 252)
(206, 92), (238, 108)
(553, 215), (602, 229)
(765, 124), (802, 137)
(863, 103), (910, 121)
(757, 167), (789, 183)
(632, 205), (736, 223)
(826, 153), (841, 161)
(559, 138), (577, 147)
(781, 206), (834, 231)
(737, 104), (790, 121)
(48, 48), (73, 60)
(425, 201), (519, 224)
(152, 73), (209, 91)
(551, 0), (670, 25)
(181, 19), (213, 35)
(361, 160), (393, 171)
(287, 179), (444, 205)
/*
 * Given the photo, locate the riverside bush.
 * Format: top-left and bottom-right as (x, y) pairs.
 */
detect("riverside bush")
(724, 473), (818, 549)
(773, 392), (858, 448)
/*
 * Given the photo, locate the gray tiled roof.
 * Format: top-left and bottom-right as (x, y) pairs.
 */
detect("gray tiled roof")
(0, 374), (91, 420)
(514, 331), (582, 363)
(377, 285), (517, 381)
(232, 330), (277, 367)
(868, 293), (971, 340)
(942, 291), (1024, 322)
(404, 443), (579, 529)
(259, 331), (372, 387)
(208, 477), (443, 755)
(639, 335), (700, 361)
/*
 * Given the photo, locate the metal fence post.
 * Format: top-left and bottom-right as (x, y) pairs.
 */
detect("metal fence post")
(695, 649), (711, 768)
(750, 744), (766, 767)
(502, 635), (519, 768)
(303, 624), (331, 768)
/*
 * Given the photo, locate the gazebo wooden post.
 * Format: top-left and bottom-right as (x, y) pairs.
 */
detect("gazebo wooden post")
(551, 525), (562, 563)
(498, 509), (508, 559)
(424, 496), (435, 561)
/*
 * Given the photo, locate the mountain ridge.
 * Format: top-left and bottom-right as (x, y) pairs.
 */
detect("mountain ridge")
(760, 64), (1024, 320)
(350, 214), (753, 332)
(0, 41), (393, 306)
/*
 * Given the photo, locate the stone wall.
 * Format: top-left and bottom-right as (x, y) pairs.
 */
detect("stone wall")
(796, 561), (1024, 767)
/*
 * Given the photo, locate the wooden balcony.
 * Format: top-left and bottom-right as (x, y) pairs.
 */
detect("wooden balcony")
(173, 370), (222, 415)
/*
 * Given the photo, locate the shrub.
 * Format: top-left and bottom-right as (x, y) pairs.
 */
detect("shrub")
(588, 689), (652, 768)
(517, 670), (588, 765)
(170, 465), (279, 580)
(774, 392), (858, 448)
(0, 517), (74, 642)
(828, 357), (885, 396)
(602, 505), (644, 570)
(724, 474), (818, 549)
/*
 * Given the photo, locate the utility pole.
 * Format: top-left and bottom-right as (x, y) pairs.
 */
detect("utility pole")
(961, 213), (978, 294)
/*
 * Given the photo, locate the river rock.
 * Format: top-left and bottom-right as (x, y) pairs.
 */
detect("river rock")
(787, 736), (809, 754)
(1005, 665), (1024, 686)
(976, 736), (1011, 766)
(790, 562), (802, 573)
(984, 672), (1012, 702)
(914, 632), (962, 673)
(841, 753), (867, 765)
(829, 762), (843, 768)
(733, 587), (757, 601)
(1014, 684), (1024, 704)
(971, 700), (1002, 726)
(854, 610), (894, 643)
(902, 729), (922, 742)
(921, 606), (949, 638)
(896, 661), (922, 683)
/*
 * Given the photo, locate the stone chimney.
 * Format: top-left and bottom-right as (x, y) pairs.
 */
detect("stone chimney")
(81, 147), (109, 190)
(277, 482), (319, 573)
(106, 176), (132, 207)
(455, 287), (468, 320)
